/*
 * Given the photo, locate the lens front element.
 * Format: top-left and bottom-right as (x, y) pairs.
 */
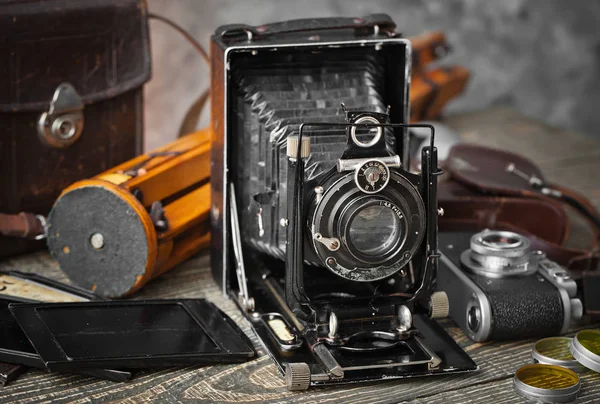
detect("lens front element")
(348, 204), (401, 257)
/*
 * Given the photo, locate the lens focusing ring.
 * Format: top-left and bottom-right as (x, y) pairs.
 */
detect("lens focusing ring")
(469, 251), (531, 271)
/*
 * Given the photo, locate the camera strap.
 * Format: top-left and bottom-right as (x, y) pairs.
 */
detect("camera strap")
(0, 212), (46, 240)
(215, 14), (397, 43)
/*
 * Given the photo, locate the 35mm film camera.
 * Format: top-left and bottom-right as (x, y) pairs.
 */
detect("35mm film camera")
(210, 15), (476, 389)
(438, 230), (583, 342)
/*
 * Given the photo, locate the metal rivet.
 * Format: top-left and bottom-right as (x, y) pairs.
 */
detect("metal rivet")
(90, 233), (105, 250)
(57, 120), (74, 139)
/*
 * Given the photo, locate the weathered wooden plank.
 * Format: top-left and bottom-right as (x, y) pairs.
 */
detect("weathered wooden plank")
(1, 107), (599, 403)
(1, 251), (597, 403)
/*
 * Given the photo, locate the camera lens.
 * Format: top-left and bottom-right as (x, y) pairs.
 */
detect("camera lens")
(347, 205), (400, 257)
(340, 199), (408, 267)
(309, 170), (425, 281)
(463, 230), (537, 278)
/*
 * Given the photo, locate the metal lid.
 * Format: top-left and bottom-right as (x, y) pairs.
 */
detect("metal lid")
(514, 364), (581, 403)
(531, 337), (585, 372)
(570, 329), (600, 373)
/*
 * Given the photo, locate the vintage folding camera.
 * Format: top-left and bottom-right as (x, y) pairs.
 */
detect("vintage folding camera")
(210, 15), (476, 389)
(438, 230), (583, 342)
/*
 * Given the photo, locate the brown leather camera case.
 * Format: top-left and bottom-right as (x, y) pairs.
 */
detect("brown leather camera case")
(0, 0), (151, 257)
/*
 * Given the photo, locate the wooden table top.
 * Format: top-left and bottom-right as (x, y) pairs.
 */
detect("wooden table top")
(1, 107), (599, 403)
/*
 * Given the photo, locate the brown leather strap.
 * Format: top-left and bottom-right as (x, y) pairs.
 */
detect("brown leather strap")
(442, 144), (600, 261)
(445, 143), (600, 245)
(439, 181), (570, 245)
(0, 212), (45, 239)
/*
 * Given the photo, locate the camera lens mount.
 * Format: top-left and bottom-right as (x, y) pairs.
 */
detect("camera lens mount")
(460, 230), (538, 278)
(309, 170), (425, 282)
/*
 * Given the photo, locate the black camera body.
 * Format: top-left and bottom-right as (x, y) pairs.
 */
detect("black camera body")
(210, 15), (476, 389)
(438, 230), (583, 342)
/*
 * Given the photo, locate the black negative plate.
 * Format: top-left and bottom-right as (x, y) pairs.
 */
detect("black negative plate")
(0, 297), (132, 382)
(9, 299), (255, 371)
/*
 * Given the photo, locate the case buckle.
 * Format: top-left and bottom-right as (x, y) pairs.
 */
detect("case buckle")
(37, 83), (84, 148)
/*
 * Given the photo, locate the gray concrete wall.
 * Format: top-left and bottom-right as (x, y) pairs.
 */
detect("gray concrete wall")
(145, 0), (600, 151)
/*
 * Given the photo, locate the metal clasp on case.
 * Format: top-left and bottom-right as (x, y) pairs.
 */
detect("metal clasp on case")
(37, 83), (84, 148)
